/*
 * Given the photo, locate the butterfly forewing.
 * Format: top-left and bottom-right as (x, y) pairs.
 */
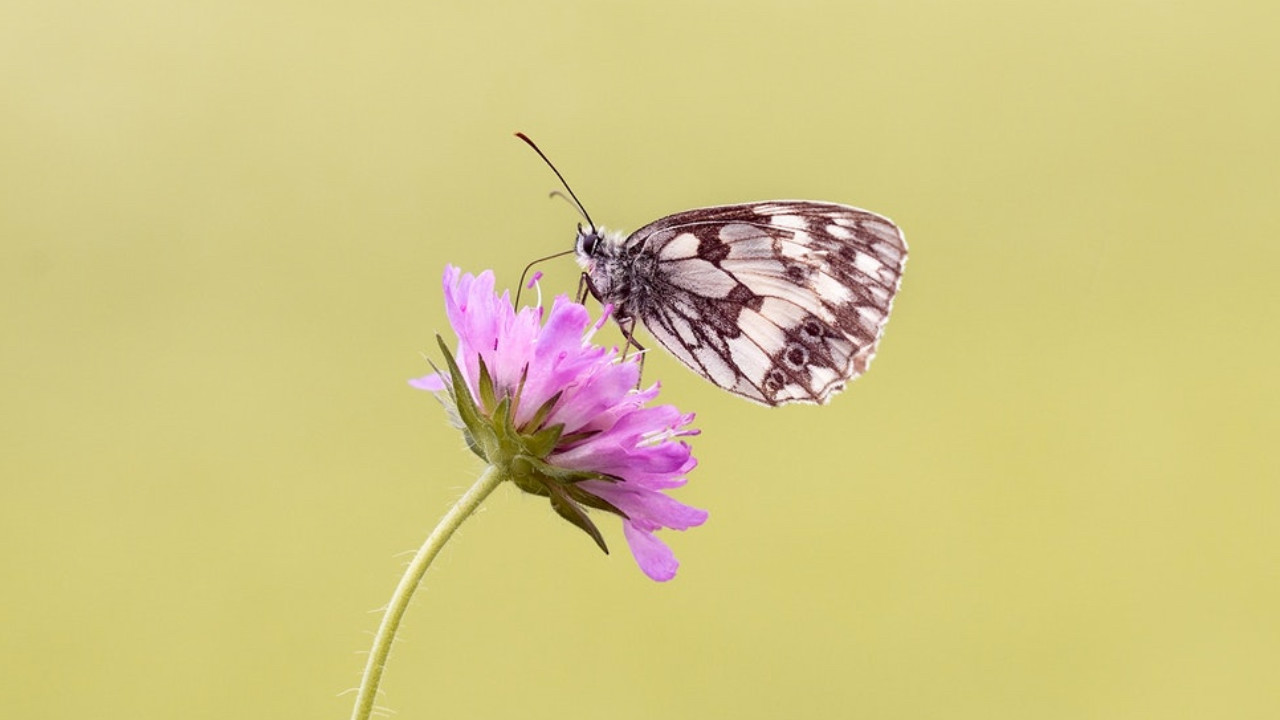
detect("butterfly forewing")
(586, 201), (906, 406)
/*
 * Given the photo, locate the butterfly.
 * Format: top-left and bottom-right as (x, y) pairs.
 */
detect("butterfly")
(516, 134), (907, 406)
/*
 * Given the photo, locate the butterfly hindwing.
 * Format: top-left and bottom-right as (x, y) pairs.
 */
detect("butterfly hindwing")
(617, 201), (907, 406)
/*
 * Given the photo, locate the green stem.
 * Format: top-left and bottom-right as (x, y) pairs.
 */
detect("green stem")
(350, 464), (507, 720)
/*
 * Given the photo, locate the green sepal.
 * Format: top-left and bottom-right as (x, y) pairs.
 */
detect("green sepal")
(511, 365), (530, 415)
(519, 390), (563, 435)
(517, 454), (621, 486)
(461, 430), (486, 461)
(563, 483), (628, 519)
(521, 422), (565, 458)
(547, 485), (609, 555)
(508, 455), (551, 496)
(475, 354), (497, 413)
(554, 429), (600, 447)
(435, 335), (496, 462)
(491, 394), (513, 435)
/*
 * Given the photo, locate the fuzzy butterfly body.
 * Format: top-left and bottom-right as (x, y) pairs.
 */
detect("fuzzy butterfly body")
(575, 200), (907, 406)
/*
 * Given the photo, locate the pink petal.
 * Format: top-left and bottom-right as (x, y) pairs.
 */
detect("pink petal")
(622, 522), (680, 582)
(585, 482), (709, 531)
(409, 373), (446, 391)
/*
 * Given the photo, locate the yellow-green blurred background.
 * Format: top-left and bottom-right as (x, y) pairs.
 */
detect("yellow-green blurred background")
(3, 1), (1277, 718)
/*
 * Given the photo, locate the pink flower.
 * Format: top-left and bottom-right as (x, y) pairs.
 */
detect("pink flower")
(411, 266), (706, 581)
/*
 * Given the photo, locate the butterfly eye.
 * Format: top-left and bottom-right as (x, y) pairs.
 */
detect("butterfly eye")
(576, 227), (600, 257)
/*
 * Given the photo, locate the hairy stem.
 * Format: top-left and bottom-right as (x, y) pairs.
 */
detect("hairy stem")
(350, 465), (506, 720)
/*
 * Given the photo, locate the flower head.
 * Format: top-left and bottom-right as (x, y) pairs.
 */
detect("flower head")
(412, 266), (706, 581)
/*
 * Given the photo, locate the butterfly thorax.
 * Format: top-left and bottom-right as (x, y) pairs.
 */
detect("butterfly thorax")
(575, 226), (650, 320)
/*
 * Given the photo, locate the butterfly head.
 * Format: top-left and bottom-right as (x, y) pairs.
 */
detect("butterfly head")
(574, 223), (602, 258)
(574, 223), (624, 268)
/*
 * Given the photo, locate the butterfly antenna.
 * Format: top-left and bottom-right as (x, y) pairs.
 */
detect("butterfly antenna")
(548, 190), (591, 224)
(515, 249), (575, 307)
(514, 132), (597, 231)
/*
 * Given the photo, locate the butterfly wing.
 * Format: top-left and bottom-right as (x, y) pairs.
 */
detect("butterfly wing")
(624, 201), (907, 406)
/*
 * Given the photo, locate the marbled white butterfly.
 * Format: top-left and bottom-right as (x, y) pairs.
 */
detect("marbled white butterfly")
(517, 133), (907, 407)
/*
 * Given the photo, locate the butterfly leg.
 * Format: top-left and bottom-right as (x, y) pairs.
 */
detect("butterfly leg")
(615, 314), (648, 386)
(578, 272), (646, 385)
